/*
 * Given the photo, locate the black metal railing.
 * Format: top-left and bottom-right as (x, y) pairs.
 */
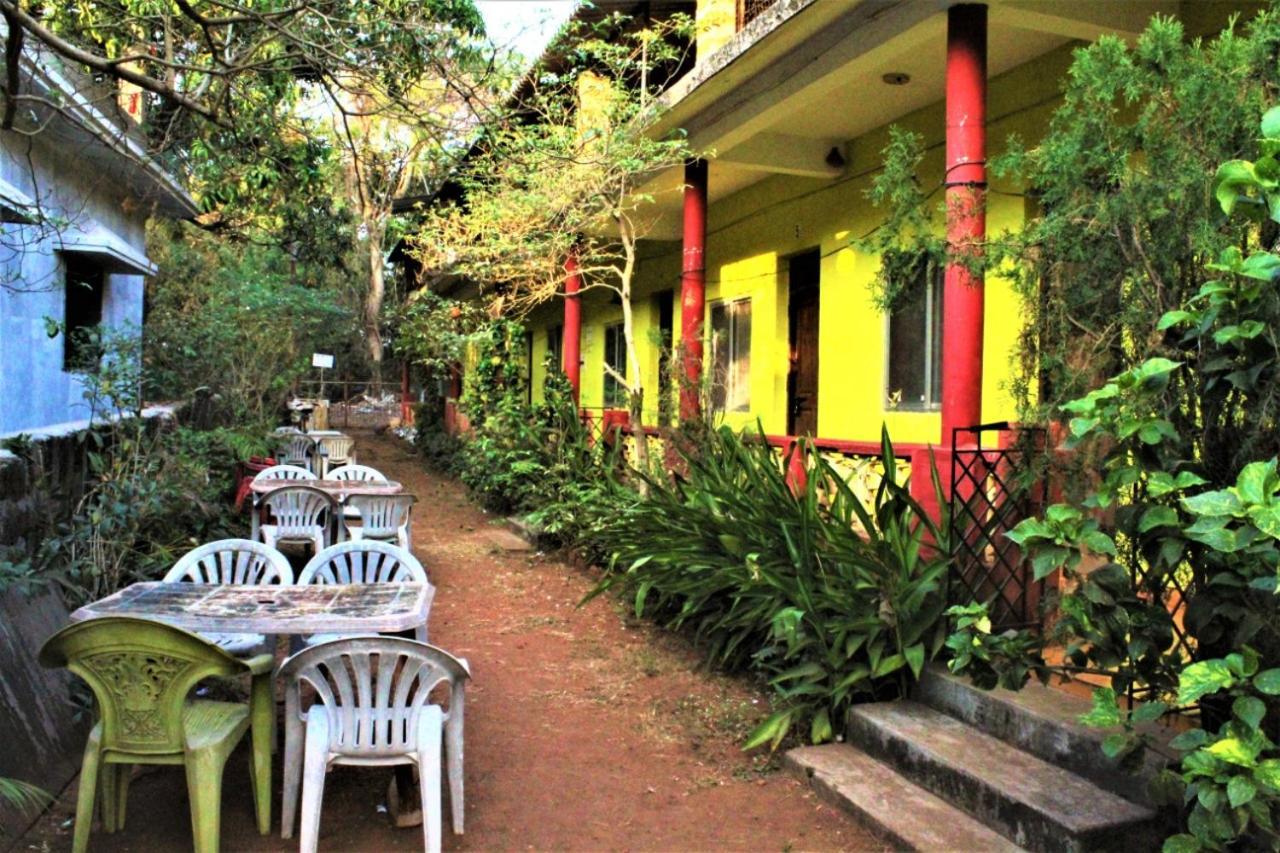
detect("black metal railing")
(949, 422), (1048, 631)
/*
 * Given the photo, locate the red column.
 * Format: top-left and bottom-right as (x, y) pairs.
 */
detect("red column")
(940, 3), (987, 448)
(563, 252), (583, 402)
(680, 159), (708, 422)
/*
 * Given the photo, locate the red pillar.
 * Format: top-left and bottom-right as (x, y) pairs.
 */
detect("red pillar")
(563, 253), (583, 403)
(680, 159), (708, 422)
(940, 4), (987, 448)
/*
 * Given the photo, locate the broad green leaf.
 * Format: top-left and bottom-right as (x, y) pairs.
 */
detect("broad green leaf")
(1182, 490), (1243, 518)
(1261, 105), (1280, 140)
(1161, 834), (1200, 853)
(1178, 659), (1235, 705)
(1236, 460), (1277, 505)
(1138, 506), (1180, 533)
(1253, 669), (1280, 695)
(1228, 775), (1257, 808)
(1233, 695), (1266, 730)
(1206, 737), (1259, 767)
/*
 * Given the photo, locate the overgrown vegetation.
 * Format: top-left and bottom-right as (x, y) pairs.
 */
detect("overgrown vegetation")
(3, 327), (264, 606)
(943, 97), (1280, 853)
(590, 427), (948, 749)
(145, 221), (360, 421)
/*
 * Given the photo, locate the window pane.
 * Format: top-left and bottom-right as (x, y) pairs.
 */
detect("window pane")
(729, 300), (751, 411)
(547, 324), (563, 373)
(603, 323), (626, 407)
(709, 302), (729, 411)
(887, 283), (928, 408)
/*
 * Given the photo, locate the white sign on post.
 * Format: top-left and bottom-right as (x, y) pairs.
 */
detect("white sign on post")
(312, 353), (335, 369)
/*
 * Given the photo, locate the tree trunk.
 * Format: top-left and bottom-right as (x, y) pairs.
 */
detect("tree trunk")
(365, 221), (385, 395)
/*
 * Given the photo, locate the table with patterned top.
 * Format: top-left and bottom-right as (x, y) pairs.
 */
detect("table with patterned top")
(69, 581), (433, 635)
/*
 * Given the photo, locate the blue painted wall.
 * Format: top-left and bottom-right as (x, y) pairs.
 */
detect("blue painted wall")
(0, 126), (150, 434)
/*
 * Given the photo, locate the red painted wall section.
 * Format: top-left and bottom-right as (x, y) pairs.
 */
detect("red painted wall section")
(940, 3), (987, 449)
(680, 159), (708, 422)
(563, 253), (583, 402)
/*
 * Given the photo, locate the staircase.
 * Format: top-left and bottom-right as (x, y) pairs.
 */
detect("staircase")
(784, 666), (1167, 852)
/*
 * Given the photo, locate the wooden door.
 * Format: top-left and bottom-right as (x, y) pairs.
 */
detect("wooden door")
(787, 251), (820, 436)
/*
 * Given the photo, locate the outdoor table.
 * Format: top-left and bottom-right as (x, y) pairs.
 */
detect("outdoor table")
(249, 478), (401, 501)
(69, 580), (436, 826)
(248, 478), (402, 540)
(68, 581), (434, 636)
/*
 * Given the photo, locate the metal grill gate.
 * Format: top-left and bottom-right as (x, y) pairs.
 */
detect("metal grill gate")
(949, 422), (1048, 631)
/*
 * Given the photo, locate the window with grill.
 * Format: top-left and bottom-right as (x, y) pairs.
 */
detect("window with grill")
(710, 298), (751, 413)
(886, 264), (944, 411)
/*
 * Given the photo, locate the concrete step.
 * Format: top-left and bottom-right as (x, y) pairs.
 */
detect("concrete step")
(914, 665), (1171, 807)
(847, 701), (1157, 853)
(784, 744), (1026, 852)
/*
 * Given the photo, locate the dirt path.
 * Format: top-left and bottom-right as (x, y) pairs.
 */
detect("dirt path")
(21, 431), (880, 852)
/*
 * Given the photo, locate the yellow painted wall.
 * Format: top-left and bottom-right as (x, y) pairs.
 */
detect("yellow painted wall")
(523, 44), (1074, 445)
(696, 0), (737, 59)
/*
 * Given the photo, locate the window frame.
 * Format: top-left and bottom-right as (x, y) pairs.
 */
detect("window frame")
(62, 253), (107, 374)
(883, 265), (944, 412)
(602, 321), (627, 408)
(708, 296), (752, 414)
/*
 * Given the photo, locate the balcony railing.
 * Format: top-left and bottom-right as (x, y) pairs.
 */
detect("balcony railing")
(738, 0), (781, 31)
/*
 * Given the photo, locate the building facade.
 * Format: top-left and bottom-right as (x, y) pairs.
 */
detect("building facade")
(0, 43), (194, 435)
(501, 0), (1254, 451)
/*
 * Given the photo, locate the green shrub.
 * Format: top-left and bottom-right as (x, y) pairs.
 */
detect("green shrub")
(588, 424), (950, 748)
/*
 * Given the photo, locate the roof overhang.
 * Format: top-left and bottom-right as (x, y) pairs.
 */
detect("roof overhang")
(57, 223), (157, 276)
(1, 24), (198, 219)
(626, 0), (1180, 238)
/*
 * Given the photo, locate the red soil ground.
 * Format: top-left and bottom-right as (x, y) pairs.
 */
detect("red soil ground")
(18, 431), (881, 852)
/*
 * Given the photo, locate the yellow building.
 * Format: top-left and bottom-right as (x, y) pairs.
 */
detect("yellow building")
(471, 0), (1255, 450)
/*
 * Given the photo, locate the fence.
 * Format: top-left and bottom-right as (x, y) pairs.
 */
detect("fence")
(948, 422), (1048, 631)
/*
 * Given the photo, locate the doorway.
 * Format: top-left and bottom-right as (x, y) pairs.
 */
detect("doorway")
(787, 250), (820, 437)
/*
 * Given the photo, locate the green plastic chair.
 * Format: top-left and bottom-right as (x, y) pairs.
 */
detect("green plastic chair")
(39, 616), (274, 853)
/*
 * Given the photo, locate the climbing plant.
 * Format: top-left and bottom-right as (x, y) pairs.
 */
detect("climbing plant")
(948, 106), (1280, 852)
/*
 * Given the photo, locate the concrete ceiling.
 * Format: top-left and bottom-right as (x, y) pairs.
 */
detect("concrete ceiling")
(629, 0), (1179, 239)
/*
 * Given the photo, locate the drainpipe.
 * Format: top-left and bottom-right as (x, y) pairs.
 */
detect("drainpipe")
(680, 159), (708, 423)
(940, 3), (987, 449)
(563, 252), (583, 403)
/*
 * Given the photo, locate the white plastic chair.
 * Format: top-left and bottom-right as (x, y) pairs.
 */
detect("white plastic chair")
(278, 434), (317, 473)
(163, 539), (293, 655)
(274, 426), (303, 435)
(314, 435), (355, 478)
(329, 465), (390, 523)
(250, 466), (317, 540)
(259, 486), (336, 557)
(279, 638), (470, 853)
(296, 541), (430, 645)
(344, 494), (415, 549)
(327, 464), (388, 483)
